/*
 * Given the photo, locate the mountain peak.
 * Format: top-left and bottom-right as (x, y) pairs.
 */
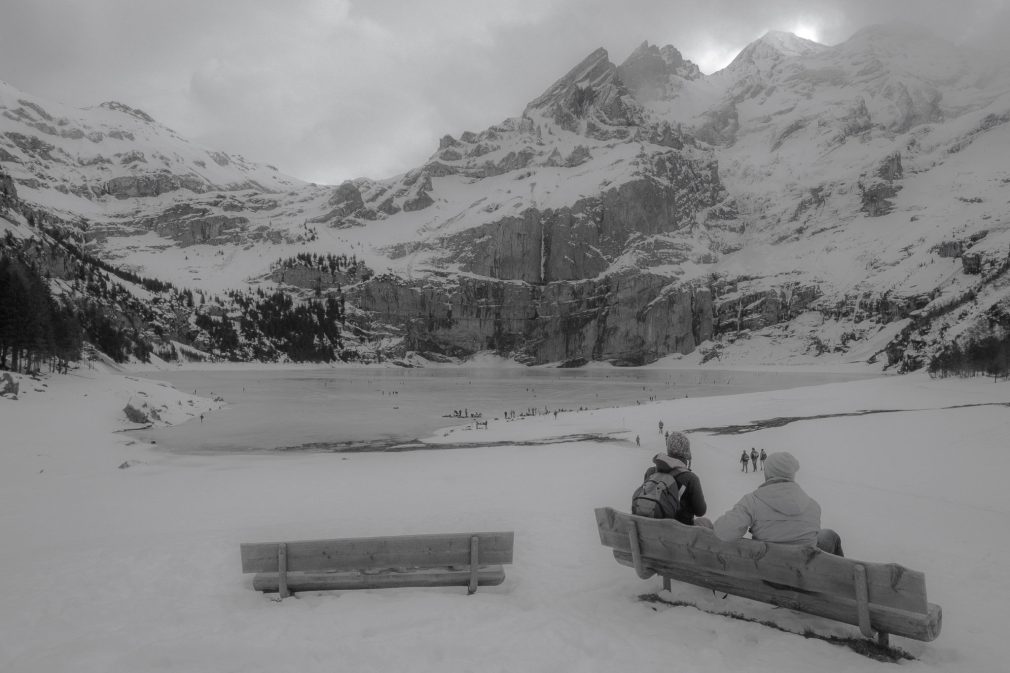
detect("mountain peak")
(527, 47), (616, 112)
(723, 30), (825, 75)
(524, 47), (643, 133)
(618, 41), (701, 102)
(757, 30), (824, 55)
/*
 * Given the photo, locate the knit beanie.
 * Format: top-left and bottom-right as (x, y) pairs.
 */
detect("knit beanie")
(764, 452), (799, 481)
(665, 431), (691, 462)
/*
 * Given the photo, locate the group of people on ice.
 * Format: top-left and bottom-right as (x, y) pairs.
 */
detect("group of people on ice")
(740, 447), (766, 472)
(633, 430), (843, 556)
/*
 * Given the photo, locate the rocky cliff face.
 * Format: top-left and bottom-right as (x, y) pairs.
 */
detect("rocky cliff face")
(350, 271), (714, 365)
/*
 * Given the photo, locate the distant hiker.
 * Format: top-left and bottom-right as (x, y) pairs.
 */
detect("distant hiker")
(714, 452), (843, 556)
(750, 447), (759, 471)
(759, 448), (767, 470)
(740, 450), (750, 473)
(658, 420), (664, 434)
(633, 431), (710, 527)
(200, 414), (204, 423)
(635, 434), (641, 447)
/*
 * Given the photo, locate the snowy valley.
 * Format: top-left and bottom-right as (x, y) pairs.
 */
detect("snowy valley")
(4, 19), (1010, 673)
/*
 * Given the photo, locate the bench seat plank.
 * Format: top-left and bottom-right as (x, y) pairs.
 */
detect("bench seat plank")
(252, 565), (507, 592)
(596, 508), (941, 642)
(241, 531), (514, 574)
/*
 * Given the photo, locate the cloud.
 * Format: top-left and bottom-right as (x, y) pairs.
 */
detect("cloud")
(3, 0), (1009, 184)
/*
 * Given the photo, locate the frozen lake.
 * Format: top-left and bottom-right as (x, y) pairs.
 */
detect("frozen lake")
(132, 366), (876, 453)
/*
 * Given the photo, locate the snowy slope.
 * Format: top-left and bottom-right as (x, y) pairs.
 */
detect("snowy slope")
(1, 365), (1008, 672)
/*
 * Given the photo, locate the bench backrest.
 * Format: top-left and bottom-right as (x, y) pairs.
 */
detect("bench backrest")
(595, 508), (928, 614)
(240, 531), (514, 574)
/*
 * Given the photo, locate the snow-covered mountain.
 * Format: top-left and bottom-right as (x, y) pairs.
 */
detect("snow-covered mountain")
(4, 23), (1010, 369)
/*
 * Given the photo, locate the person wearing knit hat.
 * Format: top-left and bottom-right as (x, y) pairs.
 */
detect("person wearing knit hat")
(639, 430), (711, 527)
(665, 430), (692, 467)
(713, 451), (843, 556)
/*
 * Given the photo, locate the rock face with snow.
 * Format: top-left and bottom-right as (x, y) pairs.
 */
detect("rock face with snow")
(4, 23), (1010, 368)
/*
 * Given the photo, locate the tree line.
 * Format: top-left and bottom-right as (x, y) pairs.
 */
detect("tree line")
(928, 335), (1010, 380)
(0, 251), (83, 373)
(276, 251), (373, 282)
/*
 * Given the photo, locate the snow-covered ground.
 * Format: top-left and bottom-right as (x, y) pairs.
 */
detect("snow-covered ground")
(1, 364), (1008, 672)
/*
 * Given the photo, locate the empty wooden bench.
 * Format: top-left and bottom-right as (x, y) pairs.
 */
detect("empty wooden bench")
(595, 508), (941, 645)
(240, 531), (514, 598)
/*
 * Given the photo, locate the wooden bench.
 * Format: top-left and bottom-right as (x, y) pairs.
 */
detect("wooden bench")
(595, 508), (941, 645)
(240, 531), (514, 598)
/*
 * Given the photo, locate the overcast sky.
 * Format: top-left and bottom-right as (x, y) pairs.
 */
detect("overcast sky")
(2, 0), (1008, 185)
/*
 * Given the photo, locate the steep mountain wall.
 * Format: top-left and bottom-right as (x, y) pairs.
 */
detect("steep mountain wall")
(350, 271), (714, 365)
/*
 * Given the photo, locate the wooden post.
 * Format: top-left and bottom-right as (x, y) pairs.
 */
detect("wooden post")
(468, 535), (479, 595)
(853, 564), (873, 639)
(278, 543), (290, 599)
(627, 521), (655, 580)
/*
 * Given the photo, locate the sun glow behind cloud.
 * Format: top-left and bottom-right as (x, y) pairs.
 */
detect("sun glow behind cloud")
(792, 21), (821, 43)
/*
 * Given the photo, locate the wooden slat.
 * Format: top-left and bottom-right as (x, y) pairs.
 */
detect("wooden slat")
(612, 551), (941, 642)
(596, 508), (927, 613)
(252, 566), (507, 592)
(241, 531), (514, 574)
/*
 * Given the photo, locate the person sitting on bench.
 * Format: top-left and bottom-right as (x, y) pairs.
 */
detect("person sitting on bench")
(641, 431), (711, 528)
(713, 451), (843, 556)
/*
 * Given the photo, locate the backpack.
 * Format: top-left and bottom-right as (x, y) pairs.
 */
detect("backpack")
(632, 471), (687, 519)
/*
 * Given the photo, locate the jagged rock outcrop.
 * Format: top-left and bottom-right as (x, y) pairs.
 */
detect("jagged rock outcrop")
(419, 148), (729, 285)
(104, 173), (208, 198)
(350, 271), (714, 365)
(617, 42), (702, 102)
(712, 284), (822, 333)
(524, 48), (643, 136)
(87, 203), (252, 246)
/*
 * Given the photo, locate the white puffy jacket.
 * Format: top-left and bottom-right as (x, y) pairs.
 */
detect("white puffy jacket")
(713, 479), (821, 546)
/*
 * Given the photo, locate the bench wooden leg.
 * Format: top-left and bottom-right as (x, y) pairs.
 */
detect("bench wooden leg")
(468, 535), (479, 595)
(627, 521), (655, 580)
(853, 564), (873, 639)
(278, 542), (290, 599)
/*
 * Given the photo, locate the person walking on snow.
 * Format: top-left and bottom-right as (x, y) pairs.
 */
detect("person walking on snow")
(750, 447), (759, 472)
(658, 420), (664, 435)
(740, 450), (750, 473)
(713, 452), (844, 556)
(759, 448), (767, 470)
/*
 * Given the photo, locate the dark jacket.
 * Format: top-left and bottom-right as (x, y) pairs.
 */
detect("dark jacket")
(643, 454), (707, 526)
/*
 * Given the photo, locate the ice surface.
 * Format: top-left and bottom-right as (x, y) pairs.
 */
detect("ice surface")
(130, 366), (873, 452)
